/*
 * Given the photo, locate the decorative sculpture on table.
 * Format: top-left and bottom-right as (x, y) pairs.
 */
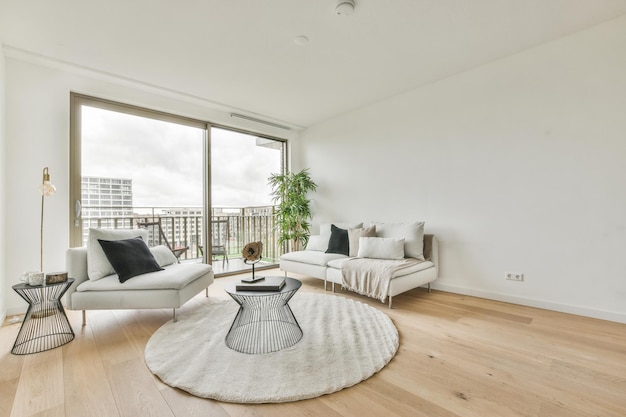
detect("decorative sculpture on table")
(242, 241), (264, 283)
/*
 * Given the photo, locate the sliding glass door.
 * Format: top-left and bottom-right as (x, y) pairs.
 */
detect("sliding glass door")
(209, 127), (285, 275)
(70, 95), (287, 275)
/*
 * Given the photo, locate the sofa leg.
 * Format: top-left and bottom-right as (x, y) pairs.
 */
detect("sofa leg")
(205, 287), (208, 297)
(82, 310), (86, 326)
(332, 282), (336, 293)
(173, 308), (177, 323)
(388, 296), (393, 309)
(428, 282), (431, 293)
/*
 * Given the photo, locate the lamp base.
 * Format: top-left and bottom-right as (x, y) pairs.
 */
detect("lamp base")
(240, 276), (265, 284)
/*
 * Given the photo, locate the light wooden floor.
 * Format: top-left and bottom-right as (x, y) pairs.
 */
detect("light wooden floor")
(2, 269), (626, 417)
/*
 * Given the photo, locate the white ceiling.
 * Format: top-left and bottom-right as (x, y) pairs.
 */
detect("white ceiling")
(2, 0), (626, 128)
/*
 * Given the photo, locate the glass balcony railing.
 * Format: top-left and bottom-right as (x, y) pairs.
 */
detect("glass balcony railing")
(80, 206), (282, 267)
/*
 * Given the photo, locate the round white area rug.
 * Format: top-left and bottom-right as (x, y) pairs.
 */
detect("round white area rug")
(144, 293), (399, 403)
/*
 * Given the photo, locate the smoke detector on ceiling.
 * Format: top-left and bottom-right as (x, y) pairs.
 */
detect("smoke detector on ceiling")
(336, 0), (355, 16)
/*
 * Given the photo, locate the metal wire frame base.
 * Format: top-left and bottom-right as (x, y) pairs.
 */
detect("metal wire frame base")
(11, 279), (75, 355)
(225, 280), (303, 354)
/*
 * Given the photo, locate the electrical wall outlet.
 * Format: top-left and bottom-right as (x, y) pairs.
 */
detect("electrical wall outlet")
(505, 272), (524, 282)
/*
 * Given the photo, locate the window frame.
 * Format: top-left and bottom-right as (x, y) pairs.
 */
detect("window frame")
(69, 93), (288, 269)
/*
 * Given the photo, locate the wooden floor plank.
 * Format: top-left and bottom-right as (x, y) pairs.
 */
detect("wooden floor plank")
(88, 310), (140, 367)
(107, 358), (175, 417)
(29, 404), (64, 417)
(160, 386), (231, 417)
(220, 398), (343, 417)
(9, 349), (64, 417)
(537, 401), (591, 417)
(62, 310), (120, 417)
(0, 379), (20, 417)
(2, 269), (625, 417)
(323, 378), (461, 417)
(112, 309), (166, 361)
(111, 308), (173, 391)
(0, 323), (23, 417)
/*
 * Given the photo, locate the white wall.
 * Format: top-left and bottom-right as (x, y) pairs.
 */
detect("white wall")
(0, 44), (6, 323)
(2, 55), (298, 315)
(299, 15), (626, 323)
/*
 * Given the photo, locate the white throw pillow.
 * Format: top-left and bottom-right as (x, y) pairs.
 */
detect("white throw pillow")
(150, 245), (178, 267)
(371, 221), (425, 260)
(87, 228), (149, 281)
(305, 235), (329, 252)
(357, 237), (405, 260)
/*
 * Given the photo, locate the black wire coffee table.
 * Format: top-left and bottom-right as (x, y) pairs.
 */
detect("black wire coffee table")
(224, 276), (303, 354)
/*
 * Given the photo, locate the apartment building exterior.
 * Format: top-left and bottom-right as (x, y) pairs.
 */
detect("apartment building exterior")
(81, 176), (134, 244)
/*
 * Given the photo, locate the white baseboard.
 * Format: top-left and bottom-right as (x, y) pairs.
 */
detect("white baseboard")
(431, 282), (626, 324)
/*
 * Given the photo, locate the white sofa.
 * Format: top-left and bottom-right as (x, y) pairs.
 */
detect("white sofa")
(280, 222), (438, 307)
(65, 228), (214, 325)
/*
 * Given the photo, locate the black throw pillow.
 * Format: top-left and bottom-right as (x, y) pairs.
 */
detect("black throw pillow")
(325, 224), (349, 256)
(98, 236), (164, 283)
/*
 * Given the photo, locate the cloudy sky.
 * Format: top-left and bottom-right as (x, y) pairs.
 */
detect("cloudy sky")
(81, 106), (282, 209)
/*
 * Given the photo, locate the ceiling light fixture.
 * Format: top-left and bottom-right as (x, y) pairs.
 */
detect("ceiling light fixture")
(336, 0), (355, 16)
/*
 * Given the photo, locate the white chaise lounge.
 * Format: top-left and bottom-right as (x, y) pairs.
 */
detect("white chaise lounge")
(65, 228), (214, 325)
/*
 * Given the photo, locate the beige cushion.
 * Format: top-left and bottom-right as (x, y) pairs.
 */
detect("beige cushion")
(87, 228), (149, 281)
(348, 225), (376, 257)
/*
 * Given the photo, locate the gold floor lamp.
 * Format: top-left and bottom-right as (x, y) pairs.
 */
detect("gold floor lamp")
(38, 167), (56, 273)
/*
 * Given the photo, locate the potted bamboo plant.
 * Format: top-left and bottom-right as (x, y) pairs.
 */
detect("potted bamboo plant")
(268, 168), (317, 252)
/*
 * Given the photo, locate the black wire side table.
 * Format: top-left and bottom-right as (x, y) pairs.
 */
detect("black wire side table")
(11, 278), (75, 355)
(224, 277), (303, 354)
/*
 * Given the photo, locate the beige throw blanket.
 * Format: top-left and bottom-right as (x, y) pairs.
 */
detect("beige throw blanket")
(341, 258), (421, 303)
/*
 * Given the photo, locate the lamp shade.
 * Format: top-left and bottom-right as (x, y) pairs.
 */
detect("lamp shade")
(38, 167), (56, 196)
(39, 181), (56, 196)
